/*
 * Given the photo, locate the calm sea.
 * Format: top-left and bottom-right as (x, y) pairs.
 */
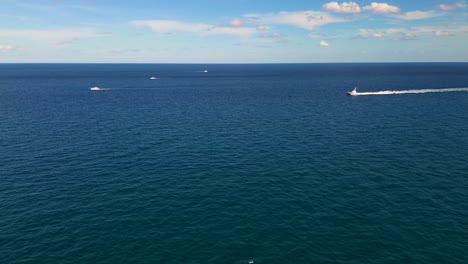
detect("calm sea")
(1, 63), (468, 263)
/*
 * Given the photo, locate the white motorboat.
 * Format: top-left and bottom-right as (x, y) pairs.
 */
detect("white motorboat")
(90, 86), (101, 91)
(150, 76), (158, 80)
(348, 87), (358, 96)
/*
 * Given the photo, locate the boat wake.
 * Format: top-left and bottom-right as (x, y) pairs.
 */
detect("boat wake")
(349, 87), (468, 96)
(90, 86), (111, 91)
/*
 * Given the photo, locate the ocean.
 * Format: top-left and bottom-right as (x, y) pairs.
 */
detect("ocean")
(1, 63), (468, 263)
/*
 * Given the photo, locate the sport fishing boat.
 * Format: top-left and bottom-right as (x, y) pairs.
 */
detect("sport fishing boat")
(348, 87), (358, 96)
(90, 86), (101, 91)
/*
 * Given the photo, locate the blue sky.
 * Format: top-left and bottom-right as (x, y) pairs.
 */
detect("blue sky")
(1, 0), (467, 62)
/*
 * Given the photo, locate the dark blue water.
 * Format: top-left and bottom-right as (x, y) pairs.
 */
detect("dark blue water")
(1, 63), (468, 263)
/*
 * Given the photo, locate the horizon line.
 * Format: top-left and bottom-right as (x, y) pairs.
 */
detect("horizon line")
(1, 61), (468, 64)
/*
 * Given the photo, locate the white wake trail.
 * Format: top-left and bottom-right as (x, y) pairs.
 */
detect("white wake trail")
(354, 87), (468, 96)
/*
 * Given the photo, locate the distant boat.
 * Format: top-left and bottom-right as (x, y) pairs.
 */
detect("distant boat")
(348, 87), (358, 96)
(202, 70), (208, 73)
(90, 86), (101, 91)
(150, 76), (158, 80)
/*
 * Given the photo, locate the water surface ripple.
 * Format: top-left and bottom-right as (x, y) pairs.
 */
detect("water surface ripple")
(1, 63), (468, 263)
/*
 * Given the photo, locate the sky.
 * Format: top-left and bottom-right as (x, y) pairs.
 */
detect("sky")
(1, 0), (467, 63)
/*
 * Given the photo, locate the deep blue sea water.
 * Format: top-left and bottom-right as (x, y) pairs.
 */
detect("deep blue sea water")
(1, 63), (468, 263)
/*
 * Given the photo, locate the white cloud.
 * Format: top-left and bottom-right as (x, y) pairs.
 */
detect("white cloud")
(259, 32), (288, 43)
(131, 20), (212, 33)
(322, 2), (361, 13)
(319, 40), (330, 47)
(393, 10), (443, 20)
(55, 38), (80, 46)
(259, 32), (286, 39)
(433, 30), (452, 36)
(130, 20), (257, 37)
(396, 33), (417, 41)
(310, 33), (337, 39)
(0, 44), (18, 52)
(0, 28), (101, 45)
(256, 25), (271, 31)
(439, 3), (465, 11)
(245, 11), (345, 30)
(358, 29), (385, 38)
(229, 18), (244, 27)
(211, 26), (258, 36)
(363, 2), (401, 14)
(272, 32), (284, 38)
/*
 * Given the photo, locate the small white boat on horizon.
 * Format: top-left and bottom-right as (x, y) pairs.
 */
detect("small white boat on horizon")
(348, 87), (358, 96)
(150, 76), (158, 80)
(202, 70), (208, 73)
(90, 86), (102, 91)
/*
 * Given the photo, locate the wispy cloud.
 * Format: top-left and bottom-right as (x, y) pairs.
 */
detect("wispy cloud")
(433, 30), (453, 36)
(55, 38), (80, 46)
(16, 2), (60, 12)
(396, 33), (417, 41)
(110, 49), (142, 54)
(258, 32), (288, 43)
(130, 20), (257, 37)
(392, 10), (443, 20)
(439, 3), (465, 11)
(19, 1), (99, 13)
(310, 33), (338, 39)
(245, 11), (345, 30)
(0, 28), (103, 45)
(256, 25), (271, 31)
(0, 44), (18, 52)
(229, 18), (244, 27)
(358, 25), (463, 40)
(70, 4), (99, 12)
(131, 20), (213, 33)
(259, 32), (286, 38)
(358, 29), (385, 38)
(322, 2), (361, 13)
